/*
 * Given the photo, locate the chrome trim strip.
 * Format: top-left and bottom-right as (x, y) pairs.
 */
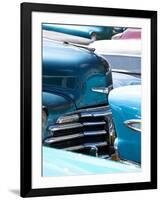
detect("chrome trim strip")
(46, 130), (107, 143)
(49, 119), (107, 132)
(49, 123), (83, 132)
(93, 111), (112, 117)
(64, 145), (84, 151)
(92, 87), (110, 94)
(83, 121), (106, 126)
(56, 114), (79, 124)
(92, 84), (113, 94)
(124, 119), (141, 132)
(68, 105), (111, 115)
(44, 133), (84, 143)
(54, 105), (111, 120)
(64, 141), (107, 151)
(112, 69), (141, 76)
(84, 130), (107, 136)
(80, 110), (112, 118)
(80, 112), (92, 117)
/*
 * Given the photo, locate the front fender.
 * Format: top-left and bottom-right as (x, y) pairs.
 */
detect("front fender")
(43, 92), (76, 139)
(109, 85), (141, 163)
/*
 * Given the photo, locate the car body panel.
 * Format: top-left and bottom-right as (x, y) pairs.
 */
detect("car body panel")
(107, 55), (141, 75)
(109, 85), (141, 163)
(43, 146), (141, 176)
(43, 29), (93, 45)
(43, 39), (112, 109)
(112, 28), (141, 40)
(43, 92), (76, 139)
(112, 72), (141, 88)
(89, 40), (141, 56)
(42, 24), (113, 40)
(112, 27), (126, 35)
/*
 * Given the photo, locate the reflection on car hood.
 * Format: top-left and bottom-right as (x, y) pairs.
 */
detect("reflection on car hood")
(43, 147), (141, 177)
(89, 40), (141, 56)
(112, 72), (141, 88)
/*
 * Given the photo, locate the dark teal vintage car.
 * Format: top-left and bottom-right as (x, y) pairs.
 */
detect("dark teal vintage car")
(42, 38), (114, 158)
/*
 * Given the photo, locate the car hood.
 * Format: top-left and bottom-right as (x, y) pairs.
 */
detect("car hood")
(43, 147), (141, 176)
(43, 39), (110, 109)
(112, 72), (141, 88)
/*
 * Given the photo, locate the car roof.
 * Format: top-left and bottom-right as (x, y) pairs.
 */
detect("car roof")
(89, 39), (141, 57)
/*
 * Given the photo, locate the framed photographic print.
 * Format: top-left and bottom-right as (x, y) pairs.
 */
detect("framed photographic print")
(20, 2), (157, 197)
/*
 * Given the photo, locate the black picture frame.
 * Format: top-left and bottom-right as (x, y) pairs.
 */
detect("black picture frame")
(21, 2), (157, 197)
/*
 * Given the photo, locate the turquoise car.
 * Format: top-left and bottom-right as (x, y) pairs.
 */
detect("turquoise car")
(109, 85), (141, 164)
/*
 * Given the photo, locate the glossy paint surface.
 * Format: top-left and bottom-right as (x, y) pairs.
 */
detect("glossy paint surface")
(112, 72), (141, 88)
(43, 147), (141, 176)
(109, 85), (141, 163)
(42, 24), (113, 40)
(42, 92), (76, 139)
(112, 28), (141, 40)
(89, 40), (141, 56)
(43, 39), (112, 109)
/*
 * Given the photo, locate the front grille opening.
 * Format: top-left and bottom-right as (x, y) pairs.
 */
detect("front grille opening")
(75, 145), (110, 156)
(51, 127), (83, 137)
(44, 106), (114, 159)
(80, 116), (105, 123)
(45, 134), (108, 148)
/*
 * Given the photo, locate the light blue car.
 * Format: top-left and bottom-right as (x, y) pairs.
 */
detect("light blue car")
(43, 146), (141, 176)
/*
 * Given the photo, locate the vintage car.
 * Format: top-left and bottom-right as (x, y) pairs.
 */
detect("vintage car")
(108, 85), (141, 164)
(43, 146), (141, 176)
(112, 27), (126, 35)
(112, 28), (141, 40)
(42, 38), (114, 158)
(43, 85), (141, 177)
(42, 37), (141, 167)
(89, 39), (141, 77)
(42, 24), (113, 45)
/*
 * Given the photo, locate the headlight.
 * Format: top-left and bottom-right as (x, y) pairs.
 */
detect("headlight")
(56, 114), (79, 124)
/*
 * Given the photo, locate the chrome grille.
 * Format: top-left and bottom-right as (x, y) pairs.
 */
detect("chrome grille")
(44, 106), (113, 158)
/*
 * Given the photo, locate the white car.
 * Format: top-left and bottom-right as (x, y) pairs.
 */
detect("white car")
(89, 39), (141, 76)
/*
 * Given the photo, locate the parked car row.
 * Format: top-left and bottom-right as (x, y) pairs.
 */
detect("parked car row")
(42, 24), (141, 176)
(43, 24), (128, 45)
